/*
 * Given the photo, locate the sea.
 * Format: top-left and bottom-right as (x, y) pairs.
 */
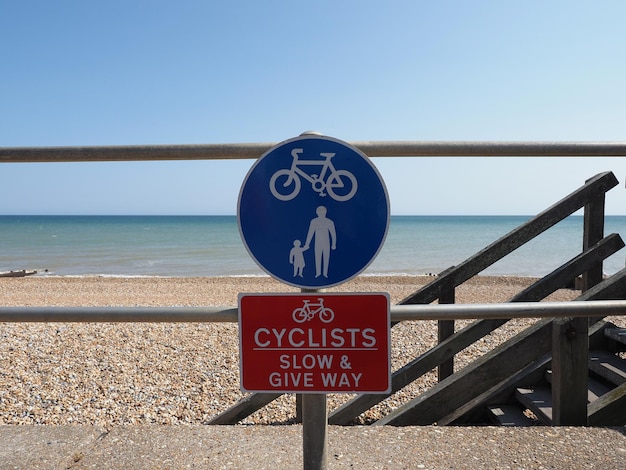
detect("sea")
(1, 215), (625, 278)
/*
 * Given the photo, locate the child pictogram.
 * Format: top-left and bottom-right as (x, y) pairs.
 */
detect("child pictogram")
(289, 240), (306, 277)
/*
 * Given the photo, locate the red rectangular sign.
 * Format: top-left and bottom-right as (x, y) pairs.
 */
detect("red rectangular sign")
(239, 293), (390, 393)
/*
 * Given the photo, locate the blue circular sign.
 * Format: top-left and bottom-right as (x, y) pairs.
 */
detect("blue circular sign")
(238, 134), (390, 289)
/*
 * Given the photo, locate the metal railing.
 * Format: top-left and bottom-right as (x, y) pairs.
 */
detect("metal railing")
(3, 139), (626, 470)
(2, 141), (626, 163)
(2, 140), (626, 433)
(2, 300), (626, 323)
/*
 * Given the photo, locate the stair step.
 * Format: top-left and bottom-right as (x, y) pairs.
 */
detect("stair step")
(604, 327), (626, 346)
(545, 369), (552, 383)
(487, 405), (535, 426)
(588, 376), (614, 401)
(515, 387), (553, 425)
(546, 369), (613, 402)
(589, 350), (626, 386)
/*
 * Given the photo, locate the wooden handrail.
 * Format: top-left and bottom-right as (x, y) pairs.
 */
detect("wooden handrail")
(399, 171), (619, 305)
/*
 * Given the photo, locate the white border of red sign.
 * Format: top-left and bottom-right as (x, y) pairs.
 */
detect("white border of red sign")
(239, 292), (391, 394)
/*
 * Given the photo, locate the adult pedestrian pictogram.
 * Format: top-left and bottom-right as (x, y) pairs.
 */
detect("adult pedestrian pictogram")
(238, 134), (390, 289)
(303, 206), (336, 278)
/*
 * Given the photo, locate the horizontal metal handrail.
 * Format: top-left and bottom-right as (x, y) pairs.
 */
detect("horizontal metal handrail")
(1, 300), (625, 323)
(2, 141), (626, 163)
(0, 306), (239, 323)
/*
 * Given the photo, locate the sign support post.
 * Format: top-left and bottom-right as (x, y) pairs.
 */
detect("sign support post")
(302, 393), (328, 470)
(301, 287), (328, 470)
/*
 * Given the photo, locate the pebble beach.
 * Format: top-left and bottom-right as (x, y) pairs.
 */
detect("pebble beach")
(2, 275), (626, 469)
(0, 274), (591, 427)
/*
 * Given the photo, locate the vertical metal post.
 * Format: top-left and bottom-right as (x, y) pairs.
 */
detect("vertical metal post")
(301, 287), (327, 470)
(302, 393), (328, 469)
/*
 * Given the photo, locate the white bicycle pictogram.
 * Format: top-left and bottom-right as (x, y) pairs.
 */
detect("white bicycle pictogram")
(269, 149), (358, 202)
(292, 298), (335, 323)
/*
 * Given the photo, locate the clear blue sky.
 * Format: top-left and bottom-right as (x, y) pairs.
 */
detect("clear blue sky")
(1, 1), (625, 215)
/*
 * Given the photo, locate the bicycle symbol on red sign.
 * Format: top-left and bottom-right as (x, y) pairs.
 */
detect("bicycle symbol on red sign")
(291, 298), (335, 323)
(270, 148), (358, 202)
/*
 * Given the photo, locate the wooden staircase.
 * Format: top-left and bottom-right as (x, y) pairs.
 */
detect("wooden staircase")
(210, 172), (626, 427)
(487, 326), (626, 426)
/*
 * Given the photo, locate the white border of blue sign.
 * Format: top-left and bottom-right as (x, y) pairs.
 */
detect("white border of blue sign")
(237, 134), (390, 289)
